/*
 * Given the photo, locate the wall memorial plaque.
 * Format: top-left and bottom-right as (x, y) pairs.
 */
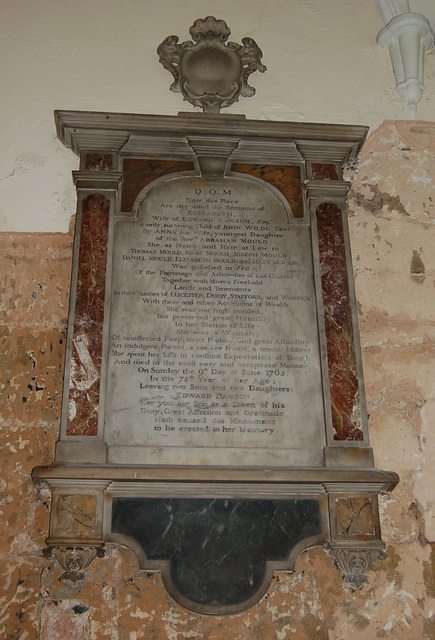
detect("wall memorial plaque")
(105, 174), (325, 467)
(33, 17), (398, 616)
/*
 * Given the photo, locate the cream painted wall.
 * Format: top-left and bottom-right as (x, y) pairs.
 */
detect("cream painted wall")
(0, 0), (434, 233)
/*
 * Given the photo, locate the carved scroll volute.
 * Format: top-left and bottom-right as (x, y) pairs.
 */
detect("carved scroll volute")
(157, 17), (266, 113)
(329, 547), (386, 591)
(44, 545), (105, 587)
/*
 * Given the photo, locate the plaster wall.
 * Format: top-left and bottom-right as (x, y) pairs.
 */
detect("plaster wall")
(0, 0), (434, 233)
(0, 1), (434, 638)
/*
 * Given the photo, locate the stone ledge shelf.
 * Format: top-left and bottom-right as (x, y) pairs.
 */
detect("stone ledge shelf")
(33, 464), (399, 492)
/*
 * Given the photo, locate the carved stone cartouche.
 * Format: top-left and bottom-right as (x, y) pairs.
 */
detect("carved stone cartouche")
(157, 17), (266, 113)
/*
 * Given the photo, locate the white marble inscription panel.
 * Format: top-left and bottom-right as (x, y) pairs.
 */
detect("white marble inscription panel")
(105, 175), (325, 466)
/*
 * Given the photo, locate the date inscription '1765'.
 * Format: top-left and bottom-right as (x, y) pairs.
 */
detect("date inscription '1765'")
(105, 175), (325, 466)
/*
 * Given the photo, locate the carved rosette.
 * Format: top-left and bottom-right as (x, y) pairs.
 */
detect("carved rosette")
(45, 545), (105, 587)
(329, 547), (386, 590)
(157, 16), (266, 113)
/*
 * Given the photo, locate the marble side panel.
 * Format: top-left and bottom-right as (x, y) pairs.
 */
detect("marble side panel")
(66, 194), (110, 436)
(230, 164), (304, 218)
(334, 497), (376, 537)
(85, 153), (113, 171)
(55, 495), (97, 536)
(311, 163), (339, 181)
(121, 159), (196, 213)
(316, 202), (363, 441)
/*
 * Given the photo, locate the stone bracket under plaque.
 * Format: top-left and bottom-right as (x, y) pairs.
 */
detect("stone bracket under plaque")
(329, 546), (386, 591)
(44, 544), (105, 587)
(33, 110), (398, 614)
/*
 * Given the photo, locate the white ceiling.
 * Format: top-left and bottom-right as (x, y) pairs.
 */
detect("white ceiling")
(409, 0), (435, 31)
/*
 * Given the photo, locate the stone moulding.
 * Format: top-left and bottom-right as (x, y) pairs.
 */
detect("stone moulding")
(34, 110), (398, 614)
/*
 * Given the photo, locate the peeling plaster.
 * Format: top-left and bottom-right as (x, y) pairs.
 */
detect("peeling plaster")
(1, 121), (435, 638)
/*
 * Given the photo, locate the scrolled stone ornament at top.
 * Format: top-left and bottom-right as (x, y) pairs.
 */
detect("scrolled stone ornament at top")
(157, 17), (266, 113)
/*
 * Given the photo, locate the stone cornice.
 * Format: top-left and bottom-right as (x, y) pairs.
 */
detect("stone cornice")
(54, 110), (368, 167)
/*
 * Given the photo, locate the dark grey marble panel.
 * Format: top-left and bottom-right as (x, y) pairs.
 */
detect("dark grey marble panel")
(111, 497), (321, 610)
